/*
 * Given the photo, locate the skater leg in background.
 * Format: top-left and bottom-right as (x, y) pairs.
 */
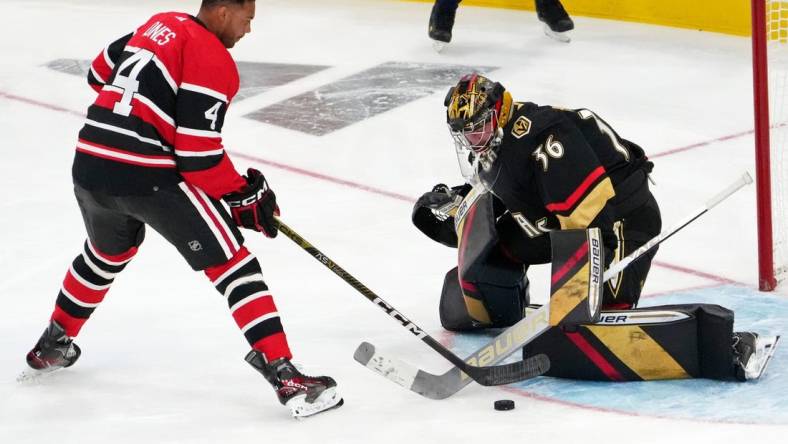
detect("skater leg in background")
(428, 0), (575, 50)
(536, 0), (574, 42)
(428, 0), (460, 51)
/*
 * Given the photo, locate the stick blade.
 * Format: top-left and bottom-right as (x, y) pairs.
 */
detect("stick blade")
(355, 341), (464, 400)
(354, 341), (419, 390)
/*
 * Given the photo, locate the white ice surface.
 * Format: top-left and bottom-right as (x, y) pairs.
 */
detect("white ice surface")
(0, 0), (786, 443)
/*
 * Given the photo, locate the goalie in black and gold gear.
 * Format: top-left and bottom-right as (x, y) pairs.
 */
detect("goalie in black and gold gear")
(412, 73), (779, 381)
(418, 73), (661, 324)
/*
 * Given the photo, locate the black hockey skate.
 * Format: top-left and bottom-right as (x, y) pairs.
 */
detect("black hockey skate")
(245, 350), (343, 418)
(732, 332), (780, 381)
(19, 321), (81, 381)
(535, 0), (574, 42)
(428, 2), (457, 52)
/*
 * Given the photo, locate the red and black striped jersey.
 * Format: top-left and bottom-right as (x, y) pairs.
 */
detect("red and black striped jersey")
(74, 12), (246, 198)
(478, 102), (653, 253)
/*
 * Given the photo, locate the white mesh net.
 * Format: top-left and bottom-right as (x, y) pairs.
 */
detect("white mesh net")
(766, 0), (788, 282)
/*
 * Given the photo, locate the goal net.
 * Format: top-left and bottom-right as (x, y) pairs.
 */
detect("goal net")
(752, 0), (788, 290)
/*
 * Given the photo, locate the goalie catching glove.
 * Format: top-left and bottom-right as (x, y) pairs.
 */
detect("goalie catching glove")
(223, 168), (280, 238)
(412, 183), (471, 248)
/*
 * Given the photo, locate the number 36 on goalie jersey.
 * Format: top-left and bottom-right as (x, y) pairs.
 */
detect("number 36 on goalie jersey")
(477, 102), (647, 249)
(531, 109), (630, 173)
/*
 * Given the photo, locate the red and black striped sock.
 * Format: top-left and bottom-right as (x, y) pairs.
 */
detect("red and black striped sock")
(205, 247), (292, 361)
(51, 241), (137, 337)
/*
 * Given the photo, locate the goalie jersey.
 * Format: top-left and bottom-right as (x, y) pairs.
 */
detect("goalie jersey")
(477, 102), (654, 255)
(73, 12), (246, 198)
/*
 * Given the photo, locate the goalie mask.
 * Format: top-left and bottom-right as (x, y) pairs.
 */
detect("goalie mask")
(445, 74), (512, 180)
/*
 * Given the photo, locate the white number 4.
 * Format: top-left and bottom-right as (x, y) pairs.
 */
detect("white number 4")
(111, 49), (154, 116)
(204, 102), (222, 130)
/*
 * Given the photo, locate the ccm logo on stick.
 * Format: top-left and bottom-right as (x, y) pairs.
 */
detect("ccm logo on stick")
(373, 297), (427, 339)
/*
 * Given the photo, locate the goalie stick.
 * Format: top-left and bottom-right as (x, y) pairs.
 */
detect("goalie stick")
(354, 172), (754, 399)
(274, 217), (550, 387)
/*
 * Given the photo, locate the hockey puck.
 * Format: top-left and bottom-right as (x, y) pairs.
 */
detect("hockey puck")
(494, 399), (515, 411)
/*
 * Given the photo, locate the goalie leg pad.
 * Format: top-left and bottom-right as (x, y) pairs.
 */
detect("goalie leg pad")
(439, 265), (529, 331)
(439, 267), (478, 331)
(548, 228), (604, 326)
(450, 189), (529, 328)
(523, 304), (739, 381)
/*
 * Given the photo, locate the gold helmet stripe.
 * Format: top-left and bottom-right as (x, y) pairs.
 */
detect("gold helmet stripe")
(498, 91), (513, 128)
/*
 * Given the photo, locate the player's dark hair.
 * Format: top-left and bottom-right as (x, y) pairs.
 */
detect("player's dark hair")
(201, 0), (254, 8)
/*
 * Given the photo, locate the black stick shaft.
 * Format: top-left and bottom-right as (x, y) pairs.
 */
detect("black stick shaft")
(275, 218), (507, 382)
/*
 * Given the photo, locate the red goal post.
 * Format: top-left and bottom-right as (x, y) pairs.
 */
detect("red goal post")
(751, 0), (788, 290)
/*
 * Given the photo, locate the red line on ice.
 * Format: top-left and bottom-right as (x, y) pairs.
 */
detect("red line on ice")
(0, 91), (86, 119)
(0, 89), (745, 287)
(8, 88), (773, 424)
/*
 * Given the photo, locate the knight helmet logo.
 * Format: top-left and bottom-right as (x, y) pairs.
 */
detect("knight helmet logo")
(512, 116), (531, 139)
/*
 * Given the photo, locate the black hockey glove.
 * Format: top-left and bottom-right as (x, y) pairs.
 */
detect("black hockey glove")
(411, 183), (471, 248)
(223, 168), (280, 238)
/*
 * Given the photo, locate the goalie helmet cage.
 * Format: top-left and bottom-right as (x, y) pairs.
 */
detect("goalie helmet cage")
(752, 0), (788, 291)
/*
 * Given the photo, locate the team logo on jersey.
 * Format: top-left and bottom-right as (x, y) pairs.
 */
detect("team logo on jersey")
(511, 116), (531, 139)
(188, 240), (203, 252)
(512, 213), (550, 238)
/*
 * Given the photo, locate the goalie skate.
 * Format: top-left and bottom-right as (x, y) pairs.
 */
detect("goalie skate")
(734, 333), (780, 381)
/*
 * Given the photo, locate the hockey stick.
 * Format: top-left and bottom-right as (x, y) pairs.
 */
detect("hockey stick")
(354, 172), (754, 399)
(274, 217), (550, 386)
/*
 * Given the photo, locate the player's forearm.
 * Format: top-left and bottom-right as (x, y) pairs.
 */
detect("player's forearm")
(179, 152), (246, 199)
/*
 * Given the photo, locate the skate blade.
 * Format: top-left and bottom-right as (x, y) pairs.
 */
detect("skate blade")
(432, 40), (447, 53)
(17, 366), (61, 383)
(542, 24), (571, 43)
(746, 335), (780, 380)
(286, 387), (343, 419)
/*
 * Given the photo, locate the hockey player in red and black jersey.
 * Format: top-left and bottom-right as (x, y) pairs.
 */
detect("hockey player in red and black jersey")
(22, 0), (342, 418)
(412, 74), (779, 382)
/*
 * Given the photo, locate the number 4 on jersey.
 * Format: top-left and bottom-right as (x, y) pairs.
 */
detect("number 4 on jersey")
(111, 49), (154, 116)
(205, 102), (222, 130)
